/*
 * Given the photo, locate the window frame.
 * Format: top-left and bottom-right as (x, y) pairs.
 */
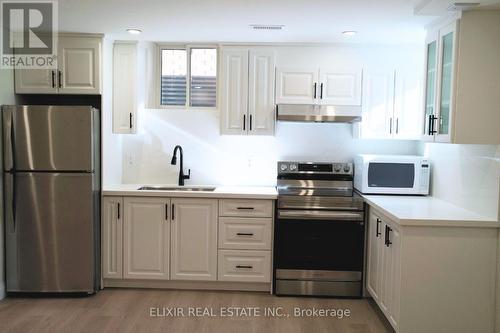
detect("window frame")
(156, 43), (219, 110)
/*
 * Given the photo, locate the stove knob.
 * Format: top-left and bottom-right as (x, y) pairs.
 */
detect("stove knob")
(334, 164), (342, 172)
(280, 164), (288, 172)
(343, 164), (351, 173)
(289, 164), (297, 171)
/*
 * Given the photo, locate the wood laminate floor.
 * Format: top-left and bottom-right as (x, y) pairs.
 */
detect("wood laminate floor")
(0, 289), (393, 333)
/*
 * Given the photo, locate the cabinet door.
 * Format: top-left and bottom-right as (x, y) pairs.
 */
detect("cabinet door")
(102, 197), (123, 279)
(422, 31), (439, 141)
(358, 69), (395, 139)
(123, 197), (170, 280)
(366, 211), (383, 302)
(393, 68), (423, 140)
(58, 36), (102, 94)
(220, 48), (248, 135)
(275, 67), (318, 104)
(14, 69), (57, 94)
(319, 68), (363, 106)
(113, 42), (137, 134)
(384, 221), (401, 330)
(170, 198), (218, 281)
(435, 21), (458, 143)
(379, 221), (390, 315)
(248, 49), (275, 135)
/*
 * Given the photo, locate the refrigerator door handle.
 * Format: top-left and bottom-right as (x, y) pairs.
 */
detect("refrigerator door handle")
(5, 173), (16, 232)
(3, 108), (14, 171)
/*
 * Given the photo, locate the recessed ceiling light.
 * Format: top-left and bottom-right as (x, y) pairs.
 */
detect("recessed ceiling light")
(126, 29), (142, 35)
(342, 31), (357, 36)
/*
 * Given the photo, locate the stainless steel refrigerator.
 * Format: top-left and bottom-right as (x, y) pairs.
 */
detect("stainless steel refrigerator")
(2, 105), (100, 294)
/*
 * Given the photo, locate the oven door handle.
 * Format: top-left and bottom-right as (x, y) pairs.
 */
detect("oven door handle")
(278, 210), (364, 221)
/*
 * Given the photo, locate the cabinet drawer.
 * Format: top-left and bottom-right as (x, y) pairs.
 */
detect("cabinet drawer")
(217, 250), (271, 283)
(219, 199), (273, 217)
(219, 217), (272, 250)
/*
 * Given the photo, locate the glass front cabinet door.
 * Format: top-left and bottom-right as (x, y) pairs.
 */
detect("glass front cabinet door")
(422, 20), (458, 142)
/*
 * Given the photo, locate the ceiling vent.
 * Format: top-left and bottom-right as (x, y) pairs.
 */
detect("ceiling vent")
(447, 2), (480, 11)
(250, 24), (284, 31)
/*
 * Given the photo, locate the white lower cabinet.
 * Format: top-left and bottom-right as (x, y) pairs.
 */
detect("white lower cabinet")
(102, 195), (273, 288)
(170, 198), (218, 281)
(102, 196), (123, 279)
(366, 206), (497, 333)
(123, 197), (170, 280)
(218, 250), (271, 282)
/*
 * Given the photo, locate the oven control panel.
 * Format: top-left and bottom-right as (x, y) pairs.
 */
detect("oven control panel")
(278, 161), (353, 175)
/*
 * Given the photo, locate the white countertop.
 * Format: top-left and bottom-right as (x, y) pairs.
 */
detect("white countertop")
(102, 184), (278, 200)
(362, 194), (499, 228)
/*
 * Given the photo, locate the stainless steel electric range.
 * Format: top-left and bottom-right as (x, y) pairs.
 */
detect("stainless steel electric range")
(273, 161), (365, 297)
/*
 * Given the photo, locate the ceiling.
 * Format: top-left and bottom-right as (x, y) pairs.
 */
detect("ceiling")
(56, 0), (498, 44)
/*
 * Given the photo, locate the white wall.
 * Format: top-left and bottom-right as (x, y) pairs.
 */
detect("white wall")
(422, 143), (500, 219)
(0, 68), (16, 300)
(117, 44), (423, 186)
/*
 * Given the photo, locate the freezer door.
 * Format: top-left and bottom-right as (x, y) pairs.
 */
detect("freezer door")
(5, 172), (96, 292)
(2, 105), (95, 171)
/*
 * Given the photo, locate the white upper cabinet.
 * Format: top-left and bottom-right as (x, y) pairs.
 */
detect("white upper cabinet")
(275, 67), (362, 106)
(319, 68), (362, 105)
(220, 47), (275, 135)
(14, 69), (58, 94)
(354, 66), (421, 140)
(58, 36), (102, 94)
(113, 42), (138, 134)
(422, 11), (500, 144)
(220, 48), (249, 134)
(356, 69), (395, 139)
(170, 198), (218, 281)
(14, 34), (102, 95)
(275, 67), (318, 104)
(248, 49), (275, 135)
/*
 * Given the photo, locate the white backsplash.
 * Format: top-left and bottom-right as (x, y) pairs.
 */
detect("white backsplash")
(120, 108), (420, 186)
(422, 143), (500, 219)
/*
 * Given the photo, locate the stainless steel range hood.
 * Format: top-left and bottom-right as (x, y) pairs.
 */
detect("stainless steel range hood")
(276, 104), (362, 123)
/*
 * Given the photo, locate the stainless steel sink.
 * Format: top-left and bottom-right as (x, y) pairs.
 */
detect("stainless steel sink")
(137, 186), (216, 192)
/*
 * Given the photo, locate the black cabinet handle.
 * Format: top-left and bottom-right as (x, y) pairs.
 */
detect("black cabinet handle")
(165, 204), (168, 221)
(313, 83), (317, 99)
(129, 113), (133, 129)
(389, 117), (393, 134)
(428, 115), (437, 135)
(236, 265), (253, 269)
(386, 227), (392, 247)
(396, 118), (399, 134)
(117, 202), (120, 219)
(236, 207), (254, 210)
(320, 83), (323, 99)
(376, 218), (381, 237)
(249, 115), (252, 131)
(51, 70), (55, 88)
(172, 204), (175, 220)
(243, 114), (246, 131)
(236, 232), (254, 236)
(58, 70), (62, 88)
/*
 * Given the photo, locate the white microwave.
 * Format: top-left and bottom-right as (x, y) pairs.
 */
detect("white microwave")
(354, 155), (430, 195)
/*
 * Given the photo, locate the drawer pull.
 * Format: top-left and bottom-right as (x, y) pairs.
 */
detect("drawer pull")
(236, 265), (253, 269)
(236, 207), (255, 210)
(236, 232), (254, 236)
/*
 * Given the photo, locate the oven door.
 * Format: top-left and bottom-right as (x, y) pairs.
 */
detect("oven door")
(275, 210), (365, 274)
